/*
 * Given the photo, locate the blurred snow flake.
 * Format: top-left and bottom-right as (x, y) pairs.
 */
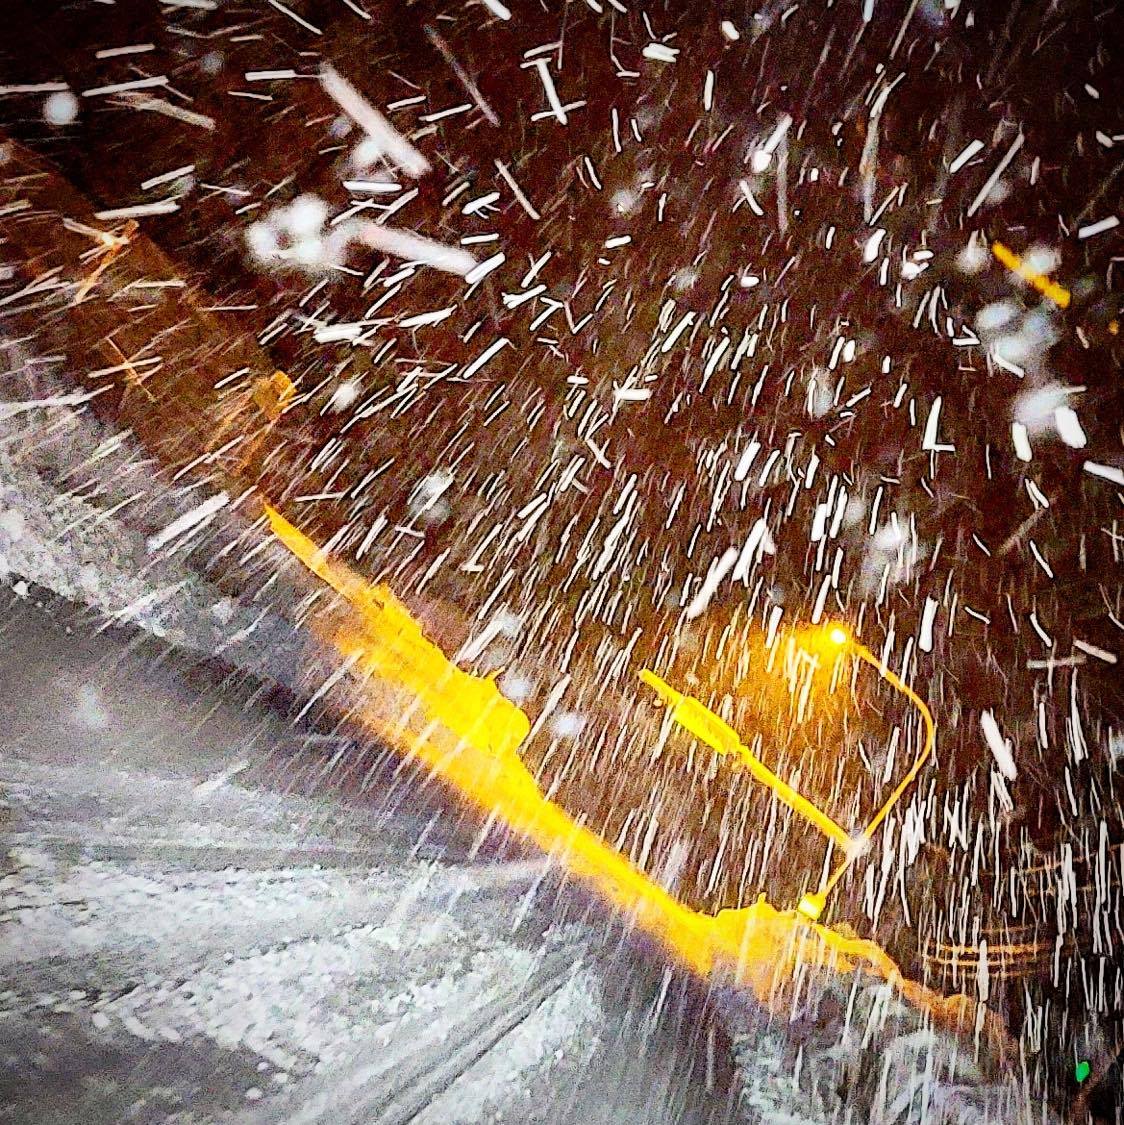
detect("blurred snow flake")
(246, 195), (349, 273)
(43, 89), (79, 125)
(499, 671), (535, 705)
(327, 380), (361, 413)
(550, 711), (586, 739)
(956, 239), (989, 274)
(409, 470), (454, 524)
(73, 684), (110, 730)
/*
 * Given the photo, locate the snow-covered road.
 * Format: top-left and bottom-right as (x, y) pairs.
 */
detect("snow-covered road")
(0, 596), (743, 1125)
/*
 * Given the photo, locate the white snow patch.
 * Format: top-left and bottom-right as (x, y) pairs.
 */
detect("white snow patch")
(0, 507), (26, 543)
(411, 969), (603, 1125)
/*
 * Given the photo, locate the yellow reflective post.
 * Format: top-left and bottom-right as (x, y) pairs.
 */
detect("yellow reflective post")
(639, 668), (853, 851)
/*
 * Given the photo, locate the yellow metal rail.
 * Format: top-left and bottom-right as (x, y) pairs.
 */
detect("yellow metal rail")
(991, 240), (1071, 309)
(639, 625), (935, 922)
(638, 668), (852, 851)
(816, 635), (936, 910)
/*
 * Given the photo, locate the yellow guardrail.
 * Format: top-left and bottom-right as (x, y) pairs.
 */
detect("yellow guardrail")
(262, 503), (978, 1040)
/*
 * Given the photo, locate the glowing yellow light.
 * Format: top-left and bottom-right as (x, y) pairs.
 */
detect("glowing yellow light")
(827, 625), (849, 647)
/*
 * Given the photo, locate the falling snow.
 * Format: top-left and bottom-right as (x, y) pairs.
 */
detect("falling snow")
(1, 0), (1123, 1120)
